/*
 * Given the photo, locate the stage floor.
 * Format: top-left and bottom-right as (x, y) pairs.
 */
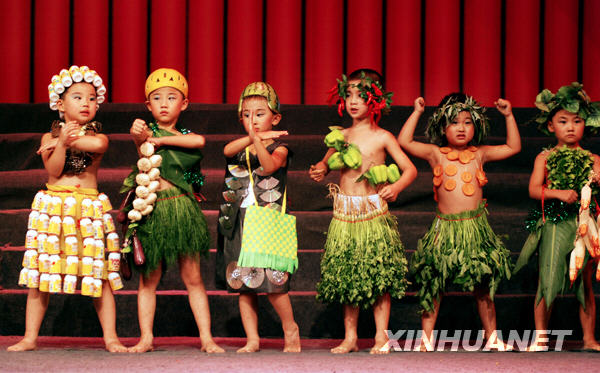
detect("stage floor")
(1, 336), (599, 372)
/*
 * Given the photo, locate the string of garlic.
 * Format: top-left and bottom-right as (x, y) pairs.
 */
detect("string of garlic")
(127, 141), (162, 222)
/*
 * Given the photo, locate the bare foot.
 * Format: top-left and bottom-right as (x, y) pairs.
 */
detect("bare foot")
(237, 339), (260, 353)
(105, 339), (128, 353)
(583, 340), (600, 351)
(7, 338), (37, 352)
(283, 323), (301, 353)
(331, 338), (358, 354)
(370, 332), (390, 354)
(201, 340), (225, 353)
(128, 337), (154, 353)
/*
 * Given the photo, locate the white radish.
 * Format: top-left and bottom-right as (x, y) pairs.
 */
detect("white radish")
(140, 142), (155, 157)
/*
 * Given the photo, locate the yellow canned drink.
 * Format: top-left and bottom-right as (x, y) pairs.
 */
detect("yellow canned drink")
(106, 232), (119, 252)
(22, 249), (32, 268)
(92, 259), (104, 279)
(62, 216), (77, 236)
(37, 214), (50, 233)
(38, 253), (50, 273)
(28, 211), (40, 230)
(63, 196), (77, 216)
(92, 219), (104, 240)
(102, 213), (116, 233)
(63, 275), (77, 294)
(81, 257), (93, 276)
(81, 276), (94, 296)
(107, 253), (120, 271)
(27, 250), (39, 270)
(81, 198), (93, 218)
(39, 273), (50, 292)
(48, 274), (62, 293)
(108, 272), (123, 291)
(48, 216), (62, 236)
(82, 237), (95, 257)
(31, 191), (45, 211)
(45, 235), (60, 255)
(64, 235), (78, 255)
(98, 193), (112, 212)
(93, 279), (103, 297)
(27, 269), (40, 288)
(25, 230), (38, 249)
(49, 254), (61, 274)
(49, 196), (62, 216)
(79, 218), (94, 238)
(39, 194), (51, 214)
(93, 200), (103, 219)
(37, 233), (47, 253)
(18, 267), (29, 287)
(94, 239), (105, 259)
(66, 256), (79, 275)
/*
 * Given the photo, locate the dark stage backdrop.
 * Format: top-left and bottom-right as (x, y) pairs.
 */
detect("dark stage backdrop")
(1, 0), (598, 107)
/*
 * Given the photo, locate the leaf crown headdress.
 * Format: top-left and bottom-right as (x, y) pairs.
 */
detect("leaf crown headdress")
(426, 94), (489, 145)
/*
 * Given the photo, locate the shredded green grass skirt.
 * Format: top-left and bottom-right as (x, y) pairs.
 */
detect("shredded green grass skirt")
(135, 187), (210, 275)
(316, 192), (408, 309)
(411, 202), (512, 312)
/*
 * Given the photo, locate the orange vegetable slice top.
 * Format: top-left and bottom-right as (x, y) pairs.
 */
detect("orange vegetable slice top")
(461, 171), (473, 183)
(440, 147), (451, 154)
(433, 164), (443, 177)
(447, 151), (459, 161)
(445, 164), (458, 176)
(433, 176), (443, 187)
(468, 146), (478, 152)
(459, 150), (472, 164)
(462, 183), (476, 196)
(444, 179), (456, 191)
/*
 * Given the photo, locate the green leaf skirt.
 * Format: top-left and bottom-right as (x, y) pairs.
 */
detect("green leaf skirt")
(316, 193), (408, 309)
(135, 187), (210, 275)
(411, 202), (512, 312)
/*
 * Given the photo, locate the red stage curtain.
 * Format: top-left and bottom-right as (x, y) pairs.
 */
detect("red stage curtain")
(304, 0), (343, 105)
(346, 0), (382, 75)
(544, 0), (578, 92)
(0, 0), (31, 102)
(386, 0), (421, 106)
(583, 0), (600, 100)
(424, 0), (460, 106)
(463, 0), (501, 106)
(226, 0), (263, 104)
(265, 0), (302, 105)
(505, 0), (540, 107)
(188, 1), (224, 103)
(150, 0), (186, 74)
(73, 0), (109, 88)
(33, 0), (70, 103)
(111, 0), (147, 103)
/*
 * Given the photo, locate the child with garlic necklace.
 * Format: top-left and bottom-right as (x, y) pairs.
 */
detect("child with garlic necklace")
(398, 93), (520, 351)
(121, 68), (223, 354)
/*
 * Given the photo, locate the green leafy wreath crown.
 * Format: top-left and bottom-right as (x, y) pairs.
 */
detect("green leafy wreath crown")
(425, 95), (489, 145)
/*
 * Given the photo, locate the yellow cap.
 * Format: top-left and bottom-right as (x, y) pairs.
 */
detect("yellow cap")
(145, 68), (188, 98)
(238, 82), (280, 117)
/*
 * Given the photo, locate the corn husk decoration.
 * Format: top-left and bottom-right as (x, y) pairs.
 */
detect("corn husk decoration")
(127, 141), (161, 223)
(570, 175), (600, 284)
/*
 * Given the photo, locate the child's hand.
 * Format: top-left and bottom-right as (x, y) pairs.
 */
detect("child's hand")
(494, 98), (512, 117)
(378, 184), (399, 202)
(146, 136), (163, 148)
(258, 130), (289, 140)
(309, 161), (328, 182)
(130, 119), (149, 143)
(37, 137), (59, 154)
(555, 189), (579, 204)
(414, 97), (425, 113)
(59, 121), (80, 147)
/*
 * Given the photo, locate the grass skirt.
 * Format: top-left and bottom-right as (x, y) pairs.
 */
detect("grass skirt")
(316, 190), (408, 309)
(135, 187), (209, 275)
(412, 202), (512, 312)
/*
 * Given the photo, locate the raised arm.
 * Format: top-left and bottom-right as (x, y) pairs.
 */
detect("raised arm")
(397, 97), (438, 163)
(40, 122), (81, 178)
(378, 131), (418, 202)
(70, 133), (109, 154)
(223, 130), (288, 158)
(148, 132), (205, 149)
(481, 98), (521, 163)
(529, 151), (578, 203)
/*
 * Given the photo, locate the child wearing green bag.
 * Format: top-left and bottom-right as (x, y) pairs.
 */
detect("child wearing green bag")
(309, 69), (417, 354)
(216, 82), (300, 353)
(514, 82), (600, 351)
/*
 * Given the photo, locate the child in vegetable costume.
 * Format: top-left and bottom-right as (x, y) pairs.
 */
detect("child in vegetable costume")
(122, 68), (223, 353)
(310, 69), (417, 354)
(216, 82), (301, 353)
(9, 66), (127, 352)
(398, 93), (520, 351)
(514, 82), (600, 352)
